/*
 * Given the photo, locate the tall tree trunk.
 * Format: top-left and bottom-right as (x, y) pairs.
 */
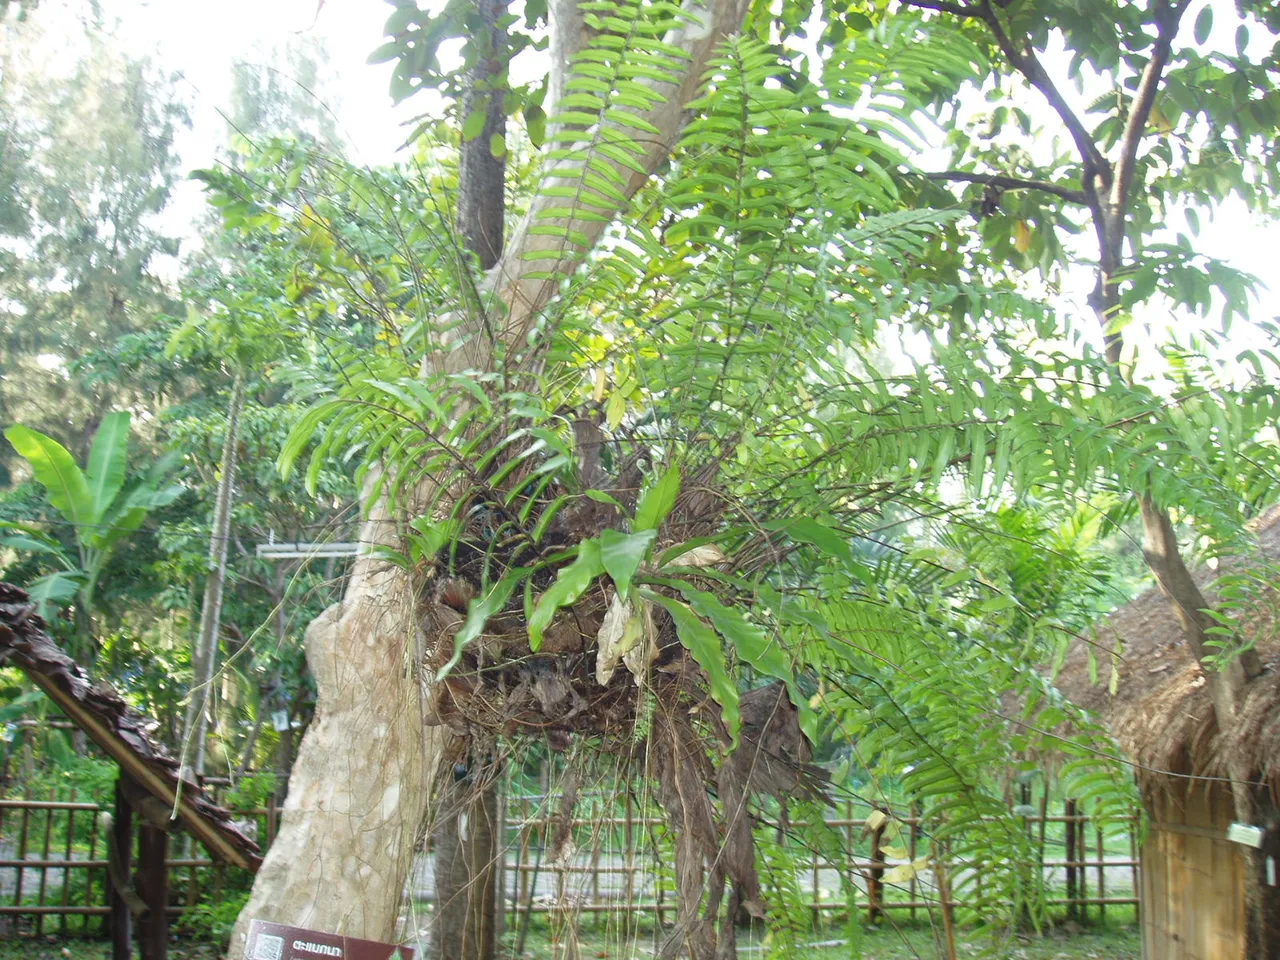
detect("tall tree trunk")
(432, 2), (508, 954)
(228, 495), (449, 957)
(432, 766), (501, 960)
(227, 2), (752, 954)
(182, 371), (246, 780)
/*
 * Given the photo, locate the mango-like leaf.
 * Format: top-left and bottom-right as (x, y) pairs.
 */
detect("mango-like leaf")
(1193, 5), (1212, 45)
(4, 426), (94, 529)
(882, 857), (931, 885)
(667, 583), (789, 679)
(525, 104), (547, 149)
(599, 528), (656, 602)
(85, 411), (130, 524)
(462, 108), (487, 142)
(642, 590), (740, 747)
(528, 539), (605, 651)
(662, 580), (816, 737)
(634, 464), (680, 532)
(762, 517), (872, 585)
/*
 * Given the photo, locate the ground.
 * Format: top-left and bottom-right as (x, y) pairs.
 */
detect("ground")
(0, 918), (1142, 960)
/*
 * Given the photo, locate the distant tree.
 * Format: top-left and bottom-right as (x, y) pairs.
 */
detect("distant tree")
(227, 36), (342, 151)
(0, 18), (188, 476)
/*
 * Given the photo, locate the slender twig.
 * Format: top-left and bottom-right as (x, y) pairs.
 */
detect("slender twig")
(925, 171), (1087, 205)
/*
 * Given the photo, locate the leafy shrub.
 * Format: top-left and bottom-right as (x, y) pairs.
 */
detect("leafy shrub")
(179, 889), (250, 947)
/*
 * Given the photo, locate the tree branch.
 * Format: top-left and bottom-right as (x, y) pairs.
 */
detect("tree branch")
(904, 0), (1110, 200)
(900, 0), (976, 16)
(980, 4), (1111, 194)
(925, 170), (1087, 204)
(462, 0), (755, 370)
(1110, 0), (1188, 215)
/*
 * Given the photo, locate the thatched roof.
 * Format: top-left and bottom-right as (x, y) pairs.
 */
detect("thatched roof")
(1054, 510), (1280, 788)
(0, 582), (261, 871)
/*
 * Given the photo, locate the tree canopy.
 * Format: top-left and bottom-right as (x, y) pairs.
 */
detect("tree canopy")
(2, 0), (1279, 956)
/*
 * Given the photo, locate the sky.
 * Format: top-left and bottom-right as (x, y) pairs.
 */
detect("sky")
(9, 0), (1280, 351)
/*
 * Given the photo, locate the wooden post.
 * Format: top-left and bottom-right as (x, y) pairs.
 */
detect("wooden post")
(908, 804), (919, 922)
(867, 811), (886, 924)
(846, 798), (858, 925)
(86, 792), (102, 934)
(1065, 798), (1077, 920)
(110, 780), (133, 960)
(1076, 808), (1088, 922)
(1128, 815), (1140, 925)
(1036, 783), (1049, 894)
(495, 777), (508, 943)
(35, 785), (54, 936)
(934, 848), (958, 960)
(137, 824), (169, 960)
(1095, 811), (1106, 922)
(61, 787), (77, 936)
(810, 834), (820, 929)
(13, 785), (31, 910)
(623, 791), (635, 926)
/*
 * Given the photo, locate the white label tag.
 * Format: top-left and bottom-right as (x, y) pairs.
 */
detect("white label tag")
(1268, 857), (1276, 887)
(1228, 822), (1265, 848)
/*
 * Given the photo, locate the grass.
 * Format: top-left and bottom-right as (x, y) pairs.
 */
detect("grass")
(0, 916), (1140, 960)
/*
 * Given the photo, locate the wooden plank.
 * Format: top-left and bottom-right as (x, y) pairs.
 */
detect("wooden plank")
(110, 781), (132, 960)
(35, 786), (55, 936)
(137, 825), (168, 960)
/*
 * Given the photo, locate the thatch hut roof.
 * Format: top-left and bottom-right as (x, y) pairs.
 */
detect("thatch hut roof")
(1053, 510), (1280, 789)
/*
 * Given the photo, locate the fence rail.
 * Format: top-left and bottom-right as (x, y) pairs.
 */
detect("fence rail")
(0, 785), (1139, 939)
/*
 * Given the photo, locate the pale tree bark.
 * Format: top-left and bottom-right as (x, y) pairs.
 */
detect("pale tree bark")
(227, 1), (751, 955)
(228, 495), (448, 956)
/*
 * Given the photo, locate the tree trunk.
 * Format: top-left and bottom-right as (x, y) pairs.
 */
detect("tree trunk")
(455, 0), (509, 273)
(432, 769), (501, 960)
(432, 0), (509, 951)
(227, 497), (451, 958)
(227, 2), (752, 953)
(182, 371), (246, 780)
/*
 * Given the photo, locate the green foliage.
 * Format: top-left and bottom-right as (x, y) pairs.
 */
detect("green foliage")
(179, 889), (252, 948)
(2, 413), (182, 625)
(233, 15), (1272, 932)
(0, 23), (187, 478)
(223, 770), (279, 812)
(9, 0), (1263, 946)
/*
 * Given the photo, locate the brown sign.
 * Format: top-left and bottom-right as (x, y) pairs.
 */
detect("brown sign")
(246, 919), (415, 960)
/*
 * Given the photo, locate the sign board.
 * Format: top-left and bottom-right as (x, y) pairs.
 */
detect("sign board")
(1227, 822), (1265, 849)
(246, 919), (415, 960)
